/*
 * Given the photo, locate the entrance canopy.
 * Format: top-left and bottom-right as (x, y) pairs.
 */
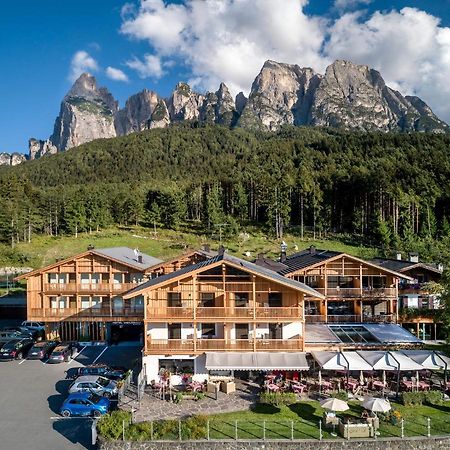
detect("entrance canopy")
(205, 352), (309, 371)
(312, 351), (372, 371)
(400, 350), (450, 370)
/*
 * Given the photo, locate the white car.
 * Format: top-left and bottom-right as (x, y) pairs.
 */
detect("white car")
(21, 321), (45, 332)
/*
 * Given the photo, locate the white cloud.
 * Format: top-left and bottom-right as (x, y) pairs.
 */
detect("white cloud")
(105, 66), (129, 82)
(325, 7), (450, 122)
(119, 1), (450, 123)
(125, 54), (164, 78)
(120, 0), (327, 94)
(68, 50), (99, 81)
(334, 0), (372, 11)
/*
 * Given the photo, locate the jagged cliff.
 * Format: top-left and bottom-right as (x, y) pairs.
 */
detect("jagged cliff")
(18, 59), (448, 162)
(0, 152), (26, 166)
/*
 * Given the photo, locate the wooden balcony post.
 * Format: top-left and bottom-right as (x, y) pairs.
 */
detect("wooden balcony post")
(324, 265), (328, 296)
(359, 264), (363, 295)
(252, 275), (256, 320)
(193, 275), (197, 321)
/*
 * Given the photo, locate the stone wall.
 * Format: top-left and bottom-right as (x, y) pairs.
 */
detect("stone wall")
(98, 436), (450, 450)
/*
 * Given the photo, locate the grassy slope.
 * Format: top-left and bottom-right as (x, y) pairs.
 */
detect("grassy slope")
(2, 225), (378, 270)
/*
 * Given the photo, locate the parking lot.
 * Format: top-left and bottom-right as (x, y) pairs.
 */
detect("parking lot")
(0, 343), (142, 450)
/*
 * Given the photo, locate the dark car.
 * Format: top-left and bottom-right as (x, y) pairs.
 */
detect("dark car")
(27, 340), (60, 360)
(0, 338), (34, 360)
(2, 326), (40, 340)
(47, 344), (73, 363)
(0, 330), (22, 345)
(75, 364), (128, 381)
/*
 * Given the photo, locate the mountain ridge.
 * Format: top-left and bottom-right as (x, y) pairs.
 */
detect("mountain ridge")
(1, 58), (448, 165)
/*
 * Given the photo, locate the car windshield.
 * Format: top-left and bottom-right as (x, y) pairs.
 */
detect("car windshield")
(52, 352), (62, 356)
(88, 393), (102, 404)
(97, 377), (110, 387)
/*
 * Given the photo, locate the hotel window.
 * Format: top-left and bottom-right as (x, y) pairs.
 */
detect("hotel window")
(167, 292), (182, 307)
(91, 296), (102, 308)
(234, 292), (249, 307)
(268, 293), (282, 307)
(235, 323), (249, 339)
(168, 324), (182, 339)
(80, 296), (90, 309)
(200, 293), (215, 307)
(200, 323), (215, 338)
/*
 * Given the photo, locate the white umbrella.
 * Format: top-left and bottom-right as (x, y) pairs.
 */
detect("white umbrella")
(359, 371), (365, 385)
(361, 397), (391, 413)
(320, 398), (349, 412)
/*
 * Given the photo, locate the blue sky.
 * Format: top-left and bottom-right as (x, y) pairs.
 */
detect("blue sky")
(1, 0), (450, 154)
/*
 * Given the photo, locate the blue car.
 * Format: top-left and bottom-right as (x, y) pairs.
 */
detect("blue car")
(60, 392), (110, 417)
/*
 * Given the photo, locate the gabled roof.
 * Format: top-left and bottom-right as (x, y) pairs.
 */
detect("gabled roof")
(145, 248), (217, 272)
(269, 249), (411, 280)
(15, 247), (162, 280)
(123, 252), (325, 299)
(371, 258), (443, 275)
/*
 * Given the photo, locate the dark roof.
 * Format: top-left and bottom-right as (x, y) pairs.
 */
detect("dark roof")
(276, 249), (341, 275)
(124, 252), (324, 299)
(95, 247), (162, 271)
(253, 256), (289, 272)
(371, 258), (442, 275)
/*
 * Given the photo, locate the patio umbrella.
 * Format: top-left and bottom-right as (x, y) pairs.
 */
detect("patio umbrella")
(320, 398), (349, 412)
(360, 371), (364, 385)
(361, 397), (391, 413)
(382, 370), (386, 385)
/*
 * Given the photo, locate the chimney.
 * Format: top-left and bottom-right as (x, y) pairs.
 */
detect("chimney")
(87, 244), (95, 250)
(218, 245), (225, 256)
(309, 245), (316, 255)
(257, 253), (265, 261)
(409, 253), (419, 263)
(138, 255), (143, 264)
(280, 241), (288, 262)
(202, 244), (211, 253)
(395, 252), (402, 260)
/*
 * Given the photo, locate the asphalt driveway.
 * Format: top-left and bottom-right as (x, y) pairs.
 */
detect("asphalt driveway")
(0, 344), (142, 450)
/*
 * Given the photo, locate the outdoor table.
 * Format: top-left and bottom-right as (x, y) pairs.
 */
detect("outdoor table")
(418, 381), (430, 391)
(445, 382), (450, 391)
(372, 380), (385, 390)
(345, 380), (359, 391)
(267, 383), (280, 392)
(401, 380), (414, 391)
(292, 383), (306, 394)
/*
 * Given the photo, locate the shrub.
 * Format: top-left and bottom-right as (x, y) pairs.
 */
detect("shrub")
(401, 391), (424, 407)
(153, 419), (178, 440)
(194, 392), (205, 401)
(97, 410), (131, 440)
(424, 390), (444, 406)
(174, 392), (184, 404)
(125, 422), (153, 441)
(260, 392), (297, 407)
(181, 415), (208, 440)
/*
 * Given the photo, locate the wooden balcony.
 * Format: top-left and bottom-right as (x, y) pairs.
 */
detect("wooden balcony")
(305, 314), (396, 324)
(315, 287), (397, 299)
(29, 307), (144, 322)
(146, 306), (303, 320)
(145, 338), (304, 354)
(43, 282), (138, 294)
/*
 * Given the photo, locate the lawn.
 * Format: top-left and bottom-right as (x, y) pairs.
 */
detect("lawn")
(207, 400), (450, 440)
(1, 224), (378, 269)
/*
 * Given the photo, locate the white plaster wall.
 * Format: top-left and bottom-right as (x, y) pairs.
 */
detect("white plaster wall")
(254, 323), (269, 338)
(193, 354), (208, 382)
(147, 323), (168, 339)
(143, 355), (160, 382)
(181, 323), (195, 339)
(283, 322), (302, 339)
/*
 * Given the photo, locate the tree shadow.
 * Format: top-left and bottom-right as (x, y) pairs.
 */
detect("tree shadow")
(288, 402), (319, 421)
(250, 403), (280, 414)
(52, 418), (95, 449)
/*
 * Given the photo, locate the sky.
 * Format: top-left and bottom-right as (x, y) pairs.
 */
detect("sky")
(1, 0), (450, 154)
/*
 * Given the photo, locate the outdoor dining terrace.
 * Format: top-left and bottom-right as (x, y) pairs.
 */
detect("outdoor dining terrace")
(305, 313), (396, 324)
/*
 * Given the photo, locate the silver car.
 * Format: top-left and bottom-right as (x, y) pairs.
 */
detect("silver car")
(68, 375), (118, 398)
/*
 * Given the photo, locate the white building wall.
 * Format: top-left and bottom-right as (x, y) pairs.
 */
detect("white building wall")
(254, 323), (269, 338)
(193, 354), (208, 382)
(147, 323), (168, 339)
(181, 323), (195, 339)
(142, 355), (161, 382)
(282, 322), (302, 339)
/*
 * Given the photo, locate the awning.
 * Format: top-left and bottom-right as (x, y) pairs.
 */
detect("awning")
(312, 351), (373, 371)
(357, 350), (423, 371)
(400, 350), (450, 370)
(205, 352), (309, 371)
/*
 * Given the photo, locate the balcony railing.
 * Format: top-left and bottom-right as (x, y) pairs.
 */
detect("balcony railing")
(146, 306), (303, 320)
(43, 282), (138, 294)
(145, 338), (303, 353)
(305, 314), (396, 324)
(29, 307), (144, 320)
(315, 287), (396, 298)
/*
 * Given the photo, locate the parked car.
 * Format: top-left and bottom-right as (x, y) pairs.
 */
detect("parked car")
(75, 364), (128, 381)
(47, 344), (73, 363)
(21, 321), (45, 332)
(68, 375), (118, 397)
(60, 392), (110, 417)
(27, 340), (60, 360)
(0, 338), (34, 360)
(2, 326), (34, 338)
(0, 330), (22, 345)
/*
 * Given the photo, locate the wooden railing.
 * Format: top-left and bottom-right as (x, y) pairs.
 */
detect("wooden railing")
(305, 314), (396, 324)
(43, 282), (138, 293)
(145, 338), (303, 353)
(315, 287), (396, 298)
(29, 307), (144, 320)
(146, 306), (303, 320)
